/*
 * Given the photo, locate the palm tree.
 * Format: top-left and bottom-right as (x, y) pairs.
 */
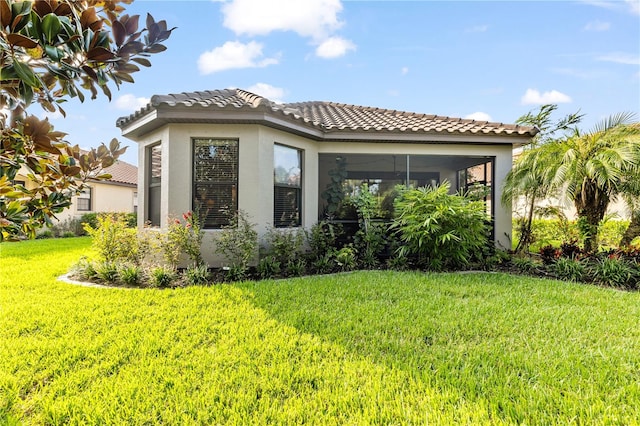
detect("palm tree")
(502, 105), (582, 253)
(546, 113), (640, 252)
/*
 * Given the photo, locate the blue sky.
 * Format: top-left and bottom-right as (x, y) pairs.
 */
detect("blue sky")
(42, 0), (640, 165)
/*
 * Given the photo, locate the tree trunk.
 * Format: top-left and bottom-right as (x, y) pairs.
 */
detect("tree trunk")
(620, 212), (640, 246)
(515, 192), (537, 254)
(575, 182), (609, 253)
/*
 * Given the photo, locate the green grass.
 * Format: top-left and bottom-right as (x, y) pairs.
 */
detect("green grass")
(2, 238), (640, 424)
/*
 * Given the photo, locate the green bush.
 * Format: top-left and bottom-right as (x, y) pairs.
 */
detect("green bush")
(392, 182), (490, 270)
(216, 210), (258, 281)
(84, 214), (139, 263)
(552, 258), (586, 282)
(305, 221), (342, 261)
(150, 265), (177, 288)
(184, 264), (210, 286)
(118, 264), (143, 287)
(590, 257), (638, 289)
(511, 256), (540, 273)
(335, 246), (357, 271)
(69, 257), (97, 281)
(261, 227), (305, 276)
(94, 261), (119, 284)
(257, 256), (281, 279)
(160, 211), (204, 268)
(515, 218), (630, 252)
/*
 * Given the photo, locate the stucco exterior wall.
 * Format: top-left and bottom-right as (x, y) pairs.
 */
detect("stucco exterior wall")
(14, 171), (136, 227)
(134, 122), (516, 266)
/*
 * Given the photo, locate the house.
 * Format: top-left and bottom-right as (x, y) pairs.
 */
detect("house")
(117, 89), (537, 266)
(14, 159), (138, 225)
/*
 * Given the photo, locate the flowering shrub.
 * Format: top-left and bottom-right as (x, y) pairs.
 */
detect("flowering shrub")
(161, 211), (204, 268)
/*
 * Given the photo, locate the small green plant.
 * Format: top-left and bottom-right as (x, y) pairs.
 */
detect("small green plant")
(552, 257), (585, 282)
(335, 246), (357, 272)
(94, 261), (119, 284)
(35, 230), (54, 239)
(216, 210), (258, 281)
(69, 257), (97, 281)
(286, 259), (306, 277)
(84, 214), (139, 263)
(184, 264), (211, 286)
(350, 184), (387, 269)
(150, 265), (177, 288)
(306, 221), (342, 261)
(257, 256), (281, 279)
(311, 252), (335, 274)
(511, 256), (539, 273)
(261, 227), (305, 276)
(590, 257), (637, 289)
(160, 211), (204, 268)
(118, 264), (143, 287)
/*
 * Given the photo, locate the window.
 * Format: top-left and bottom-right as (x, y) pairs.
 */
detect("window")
(147, 144), (162, 226)
(77, 187), (92, 211)
(133, 191), (138, 214)
(274, 144), (302, 227)
(193, 138), (238, 228)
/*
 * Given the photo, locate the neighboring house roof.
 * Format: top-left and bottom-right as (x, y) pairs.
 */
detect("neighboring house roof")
(98, 160), (137, 186)
(117, 88), (537, 143)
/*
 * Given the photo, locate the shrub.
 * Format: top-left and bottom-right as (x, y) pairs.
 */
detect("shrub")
(69, 257), (97, 281)
(391, 182), (490, 270)
(261, 227), (305, 276)
(94, 261), (119, 284)
(335, 246), (357, 272)
(560, 240), (581, 259)
(286, 259), (306, 277)
(306, 221), (342, 261)
(35, 230), (54, 239)
(552, 258), (585, 282)
(160, 211), (204, 268)
(184, 264), (210, 286)
(150, 265), (177, 288)
(511, 256), (540, 273)
(350, 184), (387, 269)
(310, 252), (335, 275)
(216, 210), (258, 281)
(257, 256), (281, 279)
(84, 214), (139, 263)
(119, 264), (143, 287)
(539, 245), (560, 265)
(590, 257), (638, 289)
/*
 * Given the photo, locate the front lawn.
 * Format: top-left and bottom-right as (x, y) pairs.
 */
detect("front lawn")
(1, 238), (640, 424)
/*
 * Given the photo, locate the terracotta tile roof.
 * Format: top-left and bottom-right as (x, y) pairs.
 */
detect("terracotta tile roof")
(117, 88), (537, 138)
(99, 160), (137, 186)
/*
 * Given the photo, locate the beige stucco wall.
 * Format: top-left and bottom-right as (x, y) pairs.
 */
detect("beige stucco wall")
(133, 123), (516, 266)
(14, 171), (136, 227)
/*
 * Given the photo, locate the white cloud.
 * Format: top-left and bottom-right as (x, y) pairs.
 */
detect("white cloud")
(584, 20), (610, 31)
(465, 24), (488, 33)
(627, 0), (640, 14)
(244, 83), (286, 103)
(198, 41), (279, 74)
(315, 36), (356, 59)
(401, 67), (409, 75)
(115, 94), (150, 111)
(580, 0), (640, 14)
(465, 112), (492, 122)
(221, 0), (344, 40)
(521, 89), (572, 105)
(597, 52), (640, 65)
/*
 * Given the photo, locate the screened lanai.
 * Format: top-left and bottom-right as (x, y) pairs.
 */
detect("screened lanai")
(318, 153), (494, 220)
